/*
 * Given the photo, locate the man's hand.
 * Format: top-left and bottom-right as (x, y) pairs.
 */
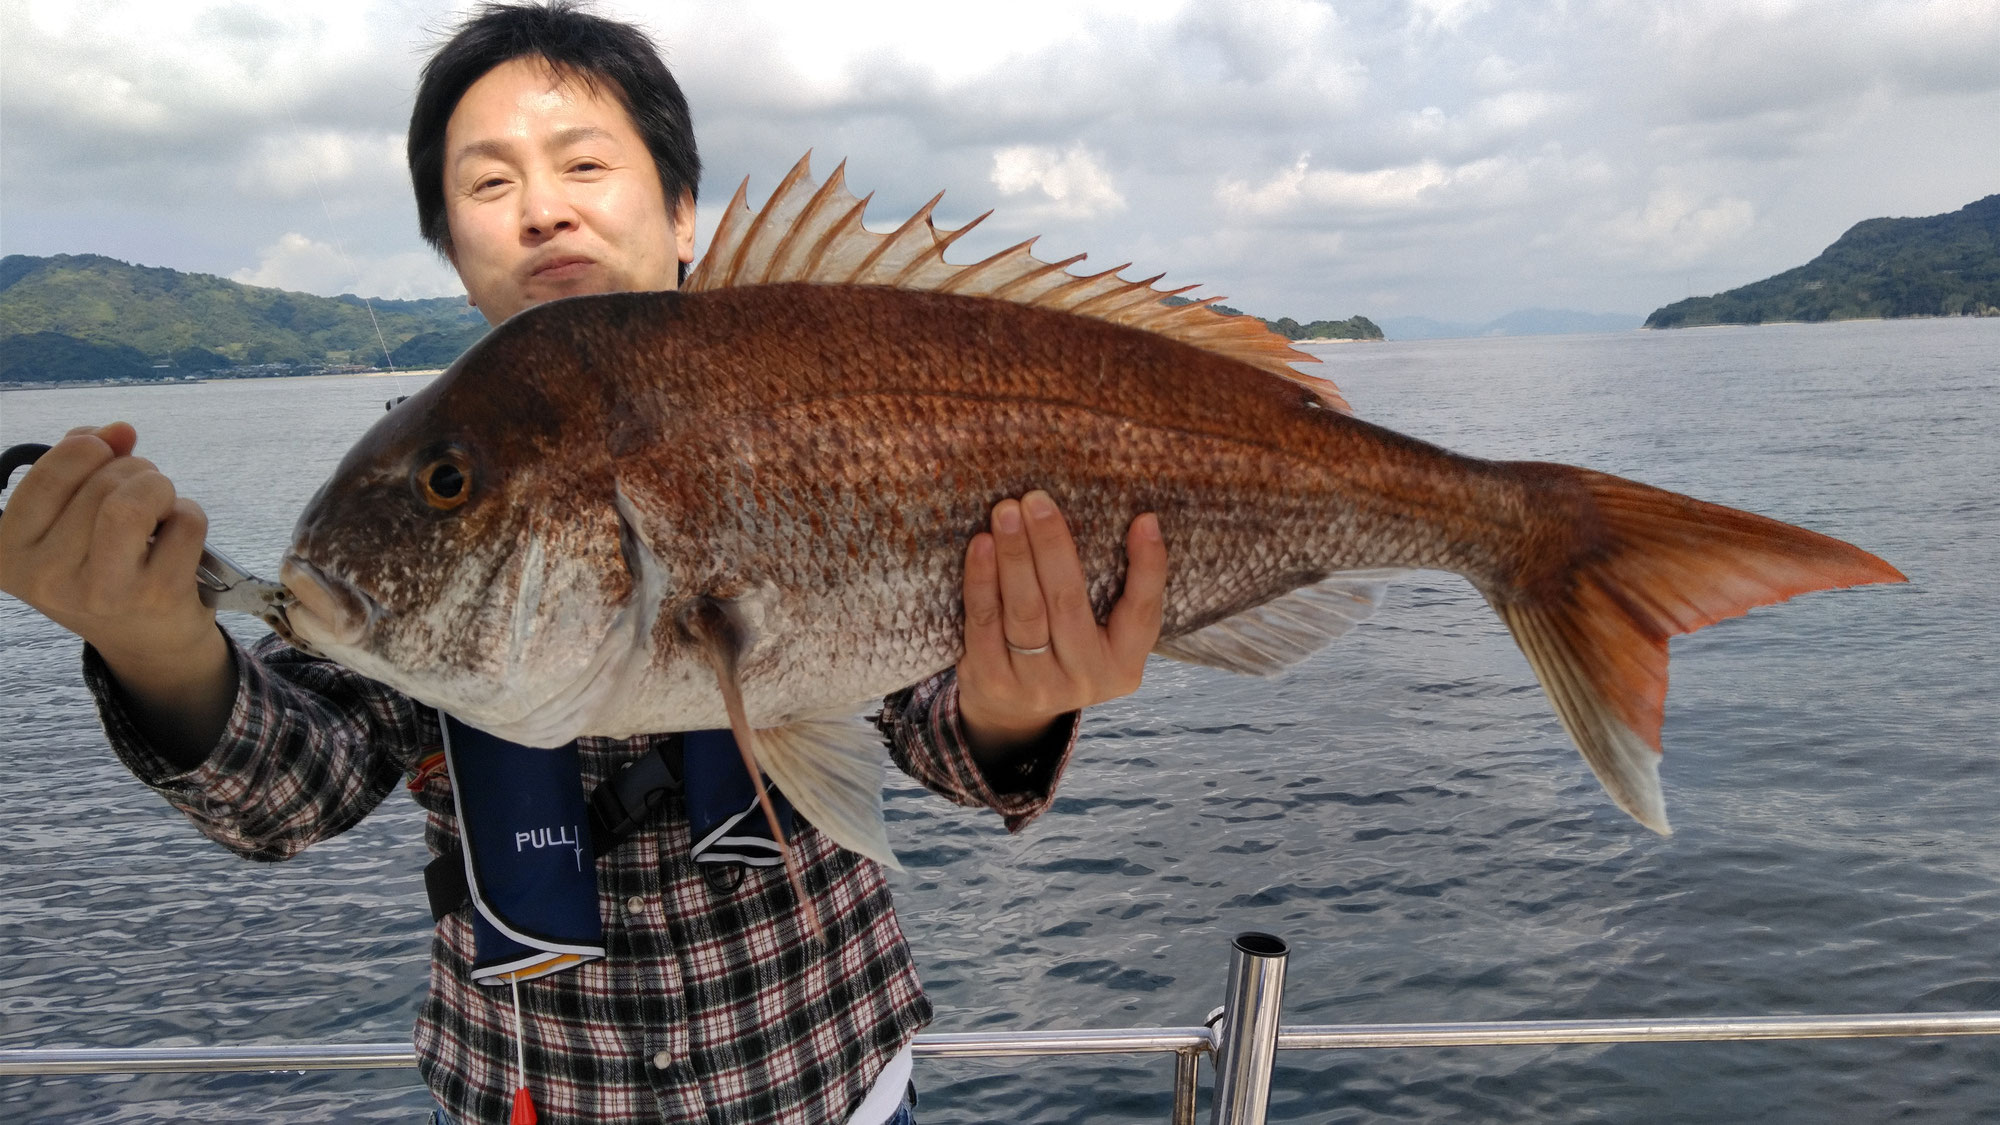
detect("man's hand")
(0, 422), (234, 765)
(956, 489), (1167, 764)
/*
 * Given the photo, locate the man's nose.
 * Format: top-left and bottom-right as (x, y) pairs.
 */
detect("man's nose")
(520, 174), (579, 238)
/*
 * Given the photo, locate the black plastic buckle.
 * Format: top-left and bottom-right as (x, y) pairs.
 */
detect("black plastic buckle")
(587, 735), (685, 852)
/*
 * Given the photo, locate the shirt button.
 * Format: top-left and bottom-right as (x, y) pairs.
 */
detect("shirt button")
(625, 895), (646, 915)
(652, 1050), (673, 1070)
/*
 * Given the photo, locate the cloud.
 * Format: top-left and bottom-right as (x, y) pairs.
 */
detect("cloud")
(1217, 146), (1608, 223)
(1221, 156), (1452, 217)
(1594, 189), (1758, 266)
(1407, 0), (1491, 37)
(4, 0), (1998, 322)
(1628, 0), (2000, 130)
(232, 233), (461, 301)
(989, 144), (1127, 220)
(1393, 90), (1572, 162)
(1469, 89), (1566, 135)
(2, 1), (408, 144)
(236, 129), (406, 200)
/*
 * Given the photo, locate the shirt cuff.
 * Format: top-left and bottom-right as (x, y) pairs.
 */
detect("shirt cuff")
(83, 627), (264, 805)
(882, 671), (1081, 832)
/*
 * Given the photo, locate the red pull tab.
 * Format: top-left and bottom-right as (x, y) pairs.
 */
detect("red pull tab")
(509, 1086), (537, 1125)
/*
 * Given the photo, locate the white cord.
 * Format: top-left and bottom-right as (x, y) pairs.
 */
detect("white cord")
(510, 974), (528, 1091)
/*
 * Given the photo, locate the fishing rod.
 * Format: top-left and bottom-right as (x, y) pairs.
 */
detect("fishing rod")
(0, 441), (297, 637)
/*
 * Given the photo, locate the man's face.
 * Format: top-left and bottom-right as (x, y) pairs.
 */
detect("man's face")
(442, 56), (695, 326)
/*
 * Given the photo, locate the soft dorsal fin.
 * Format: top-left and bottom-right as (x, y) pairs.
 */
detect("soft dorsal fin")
(687, 152), (1350, 412)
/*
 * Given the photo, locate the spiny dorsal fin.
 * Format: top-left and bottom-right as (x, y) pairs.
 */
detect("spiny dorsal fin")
(687, 152), (1350, 412)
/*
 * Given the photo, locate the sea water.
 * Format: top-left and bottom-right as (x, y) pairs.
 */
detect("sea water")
(2, 318), (1996, 1122)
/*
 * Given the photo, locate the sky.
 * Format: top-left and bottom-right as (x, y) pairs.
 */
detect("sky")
(3, 0), (1997, 324)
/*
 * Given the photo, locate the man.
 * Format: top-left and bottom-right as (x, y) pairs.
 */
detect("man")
(0, 3), (1164, 1122)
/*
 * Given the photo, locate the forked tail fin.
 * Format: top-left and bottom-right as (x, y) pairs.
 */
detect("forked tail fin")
(1489, 464), (1905, 834)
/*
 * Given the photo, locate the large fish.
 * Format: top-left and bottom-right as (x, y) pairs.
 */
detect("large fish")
(280, 155), (1903, 870)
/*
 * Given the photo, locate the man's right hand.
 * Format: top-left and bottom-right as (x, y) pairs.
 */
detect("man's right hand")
(0, 422), (235, 766)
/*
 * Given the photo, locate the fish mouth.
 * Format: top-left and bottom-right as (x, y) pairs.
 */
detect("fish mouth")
(278, 556), (378, 649)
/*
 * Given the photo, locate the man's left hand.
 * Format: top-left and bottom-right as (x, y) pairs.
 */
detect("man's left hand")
(957, 490), (1167, 764)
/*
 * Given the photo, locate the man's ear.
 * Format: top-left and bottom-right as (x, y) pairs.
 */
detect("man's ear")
(673, 190), (697, 265)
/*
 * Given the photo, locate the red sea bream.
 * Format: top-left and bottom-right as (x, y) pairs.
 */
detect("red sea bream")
(279, 156), (1904, 870)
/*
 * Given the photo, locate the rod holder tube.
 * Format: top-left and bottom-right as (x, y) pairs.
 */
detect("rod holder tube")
(1210, 931), (1289, 1125)
(1172, 1045), (1203, 1125)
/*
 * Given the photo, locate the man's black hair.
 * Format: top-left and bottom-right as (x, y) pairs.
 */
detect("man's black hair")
(408, 1), (700, 282)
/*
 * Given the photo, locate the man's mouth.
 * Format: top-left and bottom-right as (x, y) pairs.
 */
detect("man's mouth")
(530, 255), (597, 280)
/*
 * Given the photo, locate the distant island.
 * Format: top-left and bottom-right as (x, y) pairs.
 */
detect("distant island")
(0, 254), (487, 385)
(0, 253), (1382, 385)
(1162, 295), (1382, 341)
(1646, 194), (2000, 328)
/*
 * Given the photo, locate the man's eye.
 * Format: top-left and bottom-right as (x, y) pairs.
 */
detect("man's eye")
(570, 161), (604, 173)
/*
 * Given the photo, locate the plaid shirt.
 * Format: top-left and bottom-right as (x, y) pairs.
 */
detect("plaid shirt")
(87, 632), (1077, 1124)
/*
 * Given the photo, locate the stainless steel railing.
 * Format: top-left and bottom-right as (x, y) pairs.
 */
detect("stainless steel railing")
(7, 932), (1999, 1125)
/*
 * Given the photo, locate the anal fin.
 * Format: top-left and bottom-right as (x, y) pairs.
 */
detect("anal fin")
(1155, 569), (1406, 674)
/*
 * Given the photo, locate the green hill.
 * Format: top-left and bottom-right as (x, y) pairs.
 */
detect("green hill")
(0, 331), (157, 383)
(1162, 296), (1382, 341)
(1261, 312), (1383, 341)
(1646, 195), (2000, 328)
(0, 253), (486, 382)
(390, 324), (494, 368)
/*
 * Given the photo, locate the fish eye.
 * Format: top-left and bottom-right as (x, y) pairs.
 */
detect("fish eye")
(415, 449), (473, 511)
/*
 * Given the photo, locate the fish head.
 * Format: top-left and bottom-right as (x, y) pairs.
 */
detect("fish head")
(280, 311), (662, 745)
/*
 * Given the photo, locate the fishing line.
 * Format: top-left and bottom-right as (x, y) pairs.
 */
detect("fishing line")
(277, 99), (409, 401)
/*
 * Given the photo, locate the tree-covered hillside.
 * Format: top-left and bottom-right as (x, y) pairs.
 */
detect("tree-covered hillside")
(0, 254), (485, 382)
(1163, 297), (1383, 341)
(1, 332), (157, 383)
(1646, 194), (2000, 328)
(1260, 312), (1383, 341)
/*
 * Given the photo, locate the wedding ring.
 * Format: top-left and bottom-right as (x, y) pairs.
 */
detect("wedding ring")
(1005, 641), (1052, 655)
